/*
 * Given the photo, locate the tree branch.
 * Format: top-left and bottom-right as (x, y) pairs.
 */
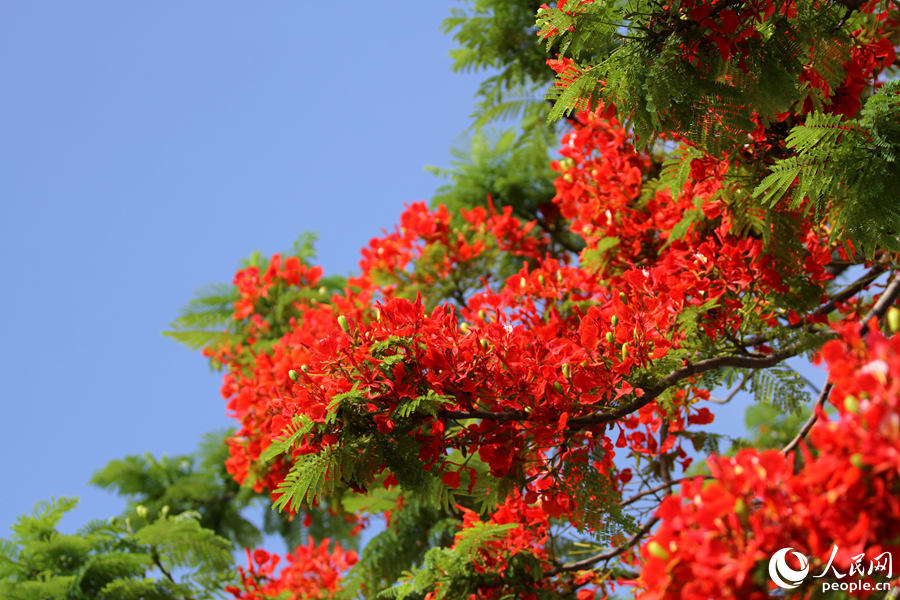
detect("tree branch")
(543, 515), (659, 576)
(440, 272), (900, 432)
(568, 344), (808, 428)
(859, 271), (900, 337)
(741, 263), (888, 347)
(782, 271), (900, 454)
(618, 477), (704, 508)
(781, 382), (833, 455)
(708, 374), (749, 403)
(441, 342), (811, 428)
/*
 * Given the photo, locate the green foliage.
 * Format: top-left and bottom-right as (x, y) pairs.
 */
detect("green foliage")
(439, 0), (587, 260)
(658, 145), (705, 201)
(0, 498), (233, 600)
(134, 514), (233, 577)
(443, 0), (554, 128)
(91, 431), (265, 550)
(162, 283), (238, 352)
(738, 401), (811, 451)
(541, 0), (849, 153)
(745, 365), (813, 415)
(376, 522), (523, 600)
(338, 496), (458, 599)
(555, 447), (631, 536)
(164, 232), (347, 367)
(755, 84), (900, 256)
(429, 129), (554, 215)
(274, 446), (348, 513)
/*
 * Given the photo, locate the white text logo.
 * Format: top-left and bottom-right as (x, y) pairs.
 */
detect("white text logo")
(768, 547), (809, 589)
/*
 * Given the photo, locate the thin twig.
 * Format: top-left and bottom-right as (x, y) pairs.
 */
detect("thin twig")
(708, 374), (749, 404)
(658, 419), (673, 487)
(618, 477), (699, 508)
(796, 371), (822, 395)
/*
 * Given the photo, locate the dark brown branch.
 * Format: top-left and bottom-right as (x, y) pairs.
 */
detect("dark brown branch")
(441, 272), (900, 430)
(439, 407), (528, 422)
(543, 515), (660, 576)
(859, 271), (900, 337)
(658, 419), (673, 486)
(441, 343), (810, 428)
(782, 271), (900, 454)
(568, 344), (807, 428)
(781, 382), (833, 455)
(741, 263), (888, 347)
(152, 550), (197, 600)
(153, 550), (176, 583)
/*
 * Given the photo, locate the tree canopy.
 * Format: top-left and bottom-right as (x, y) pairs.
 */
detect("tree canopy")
(4, 1), (900, 599)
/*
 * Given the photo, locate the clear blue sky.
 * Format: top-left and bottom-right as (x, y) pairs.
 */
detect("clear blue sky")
(0, 3), (485, 532)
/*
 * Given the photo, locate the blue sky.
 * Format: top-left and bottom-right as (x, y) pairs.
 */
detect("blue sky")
(0, 3), (485, 532)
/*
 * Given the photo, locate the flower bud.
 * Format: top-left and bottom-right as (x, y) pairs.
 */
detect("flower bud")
(136, 505), (148, 519)
(338, 315), (350, 333)
(288, 369), (299, 382)
(538, 274), (546, 287)
(620, 342), (629, 361)
(844, 395), (859, 414)
(611, 315), (618, 327)
(554, 381), (565, 394)
(850, 453), (864, 468)
(647, 540), (669, 560)
(561, 363), (571, 379)
(888, 306), (900, 333)
(619, 292), (628, 304)
(605, 331), (615, 344)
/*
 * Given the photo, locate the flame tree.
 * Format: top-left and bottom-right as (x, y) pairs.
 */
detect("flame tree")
(4, 1), (900, 599)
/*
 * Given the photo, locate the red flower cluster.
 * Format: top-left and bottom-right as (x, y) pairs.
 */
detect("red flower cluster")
(457, 492), (550, 575)
(233, 254), (324, 320)
(226, 540), (358, 600)
(356, 200), (545, 294)
(801, 3), (897, 117)
(201, 72), (893, 599)
(210, 96), (842, 521)
(637, 324), (900, 599)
